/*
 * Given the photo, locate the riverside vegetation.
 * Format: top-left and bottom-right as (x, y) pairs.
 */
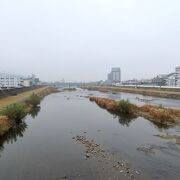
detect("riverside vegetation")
(89, 97), (180, 126)
(83, 85), (180, 99)
(0, 87), (59, 137)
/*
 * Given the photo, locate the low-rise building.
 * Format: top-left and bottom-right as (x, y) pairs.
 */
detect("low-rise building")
(165, 73), (176, 86)
(22, 79), (32, 87)
(122, 79), (139, 85)
(152, 73), (177, 87)
(0, 73), (40, 89)
(152, 74), (167, 86)
(0, 73), (23, 89)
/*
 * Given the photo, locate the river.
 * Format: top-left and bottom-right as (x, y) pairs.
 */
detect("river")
(0, 89), (179, 180)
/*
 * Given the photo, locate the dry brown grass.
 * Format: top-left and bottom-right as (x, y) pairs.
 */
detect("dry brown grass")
(0, 87), (59, 136)
(0, 116), (13, 136)
(0, 87), (59, 110)
(37, 87), (59, 98)
(139, 105), (173, 121)
(89, 96), (180, 125)
(0, 87), (47, 109)
(89, 97), (117, 111)
(83, 85), (180, 99)
(139, 105), (180, 122)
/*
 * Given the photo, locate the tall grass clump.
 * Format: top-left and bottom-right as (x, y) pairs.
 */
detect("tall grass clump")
(140, 105), (174, 122)
(25, 93), (41, 107)
(116, 100), (132, 115)
(0, 103), (27, 124)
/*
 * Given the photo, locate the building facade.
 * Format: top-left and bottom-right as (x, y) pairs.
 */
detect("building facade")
(0, 73), (40, 89)
(0, 73), (23, 89)
(175, 66), (180, 86)
(165, 73), (176, 86)
(107, 68), (121, 84)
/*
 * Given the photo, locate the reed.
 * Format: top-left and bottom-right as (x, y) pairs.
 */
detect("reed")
(0, 116), (12, 136)
(89, 96), (180, 125)
(0, 103), (27, 124)
(25, 93), (41, 107)
(90, 97), (133, 115)
(0, 87), (59, 137)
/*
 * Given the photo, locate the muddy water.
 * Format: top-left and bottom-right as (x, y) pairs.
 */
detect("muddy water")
(0, 90), (179, 180)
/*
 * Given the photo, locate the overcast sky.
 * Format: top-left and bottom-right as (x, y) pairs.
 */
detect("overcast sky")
(0, 0), (179, 82)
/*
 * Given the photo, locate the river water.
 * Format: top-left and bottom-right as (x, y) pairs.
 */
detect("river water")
(0, 89), (179, 180)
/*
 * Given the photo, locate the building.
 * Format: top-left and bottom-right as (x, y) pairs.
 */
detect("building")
(0, 73), (40, 89)
(152, 73), (177, 87)
(152, 74), (167, 86)
(139, 79), (153, 85)
(107, 68), (121, 84)
(122, 79), (139, 85)
(28, 74), (40, 86)
(165, 73), (176, 86)
(0, 73), (24, 89)
(22, 79), (32, 87)
(175, 66), (180, 86)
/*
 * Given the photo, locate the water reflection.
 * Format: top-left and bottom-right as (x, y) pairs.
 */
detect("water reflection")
(0, 106), (41, 158)
(111, 110), (171, 129)
(112, 114), (136, 127)
(0, 122), (27, 158)
(29, 106), (41, 119)
(150, 121), (170, 130)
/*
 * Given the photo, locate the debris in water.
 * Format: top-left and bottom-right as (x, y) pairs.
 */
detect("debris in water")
(61, 176), (68, 179)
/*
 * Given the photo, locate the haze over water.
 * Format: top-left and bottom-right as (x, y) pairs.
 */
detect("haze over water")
(0, 0), (180, 81)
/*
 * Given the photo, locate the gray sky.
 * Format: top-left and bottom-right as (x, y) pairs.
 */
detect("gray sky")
(0, 0), (179, 82)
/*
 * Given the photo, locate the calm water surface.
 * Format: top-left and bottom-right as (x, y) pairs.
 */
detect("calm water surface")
(0, 90), (180, 180)
(84, 89), (180, 109)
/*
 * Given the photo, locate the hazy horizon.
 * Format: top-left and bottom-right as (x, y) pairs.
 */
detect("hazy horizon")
(0, 0), (180, 82)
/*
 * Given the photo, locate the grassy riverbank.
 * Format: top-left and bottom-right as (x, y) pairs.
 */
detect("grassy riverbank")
(82, 85), (180, 99)
(0, 87), (59, 137)
(0, 87), (50, 109)
(89, 97), (180, 126)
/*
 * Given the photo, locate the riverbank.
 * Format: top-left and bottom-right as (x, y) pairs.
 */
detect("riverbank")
(82, 85), (180, 99)
(0, 87), (53, 109)
(89, 97), (180, 126)
(0, 87), (59, 137)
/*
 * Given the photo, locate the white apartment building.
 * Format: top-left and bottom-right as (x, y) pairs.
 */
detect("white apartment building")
(0, 73), (23, 89)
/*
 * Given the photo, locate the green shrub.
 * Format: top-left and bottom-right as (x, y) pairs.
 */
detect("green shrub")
(116, 100), (132, 115)
(0, 103), (27, 124)
(25, 93), (41, 107)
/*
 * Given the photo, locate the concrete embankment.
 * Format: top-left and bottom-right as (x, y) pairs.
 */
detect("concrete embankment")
(82, 85), (180, 99)
(0, 87), (59, 137)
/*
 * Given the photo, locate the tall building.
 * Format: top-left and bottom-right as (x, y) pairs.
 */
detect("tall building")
(175, 66), (180, 86)
(107, 68), (121, 84)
